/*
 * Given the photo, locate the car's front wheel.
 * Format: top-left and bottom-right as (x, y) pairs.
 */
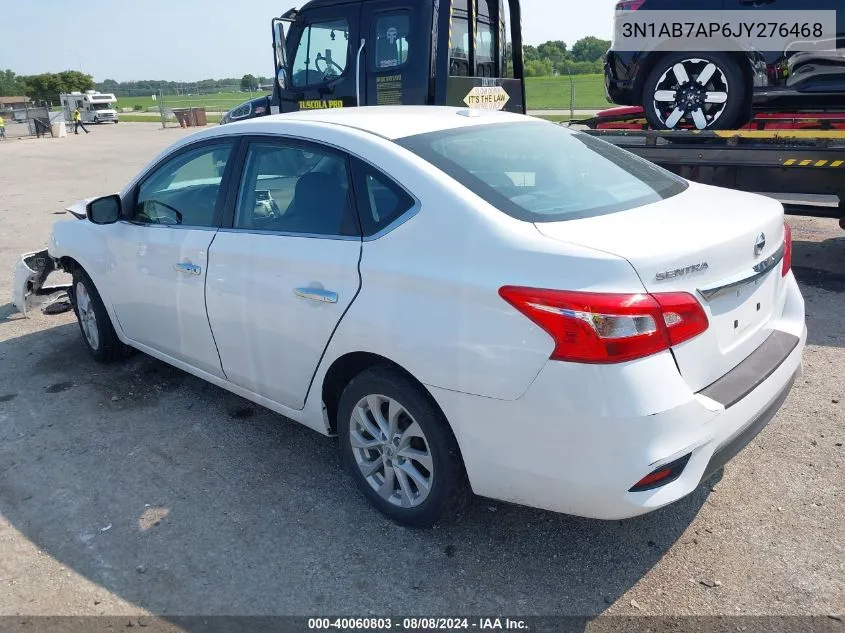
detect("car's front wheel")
(71, 269), (134, 362)
(643, 53), (747, 131)
(337, 367), (470, 527)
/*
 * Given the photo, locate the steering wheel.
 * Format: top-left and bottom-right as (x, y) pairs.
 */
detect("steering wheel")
(148, 200), (183, 225)
(315, 54), (344, 79)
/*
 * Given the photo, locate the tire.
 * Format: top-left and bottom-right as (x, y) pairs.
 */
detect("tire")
(337, 367), (470, 527)
(642, 52), (747, 131)
(71, 268), (134, 362)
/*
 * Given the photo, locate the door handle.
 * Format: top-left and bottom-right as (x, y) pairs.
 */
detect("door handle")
(174, 262), (201, 275)
(294, 287), (338, 303)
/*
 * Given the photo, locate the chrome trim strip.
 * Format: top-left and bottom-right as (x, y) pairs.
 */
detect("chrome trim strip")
(698, 243), (785, 301)
(362, 200), (421, 241)
(216, 227), (360, 241)
(119, 221), (219, 231)
(356, 39), (366, 106)
(294, 287), (338, 303)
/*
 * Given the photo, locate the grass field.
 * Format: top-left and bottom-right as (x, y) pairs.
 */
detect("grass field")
(111, 75), (608, 114)
(115, 92), (268, 114)
(525, 74), (609, 110)
(118, 113), (224, 124)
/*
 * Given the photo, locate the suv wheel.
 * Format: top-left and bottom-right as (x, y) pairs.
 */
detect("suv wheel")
(643, 53), (747, 130)
(337, 367), (470, 527)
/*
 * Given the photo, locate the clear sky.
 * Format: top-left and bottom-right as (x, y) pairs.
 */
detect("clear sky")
(4, 0), (616, 81)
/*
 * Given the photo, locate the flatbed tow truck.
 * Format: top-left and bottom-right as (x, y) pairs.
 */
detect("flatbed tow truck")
(223, 0), (845, 232)
(581, 106), (845, 229)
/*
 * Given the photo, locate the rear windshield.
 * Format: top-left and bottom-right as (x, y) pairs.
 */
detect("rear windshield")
(397, 121), (687, 222)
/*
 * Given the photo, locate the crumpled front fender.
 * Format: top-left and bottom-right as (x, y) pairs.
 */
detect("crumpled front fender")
(11, 250), (71, 317)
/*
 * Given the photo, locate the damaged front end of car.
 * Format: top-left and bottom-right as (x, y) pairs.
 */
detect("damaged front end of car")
(11, 250), (73, 317)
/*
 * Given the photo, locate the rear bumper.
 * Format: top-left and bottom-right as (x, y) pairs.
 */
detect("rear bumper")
(605, 51), (637, 106)
(429, 275), (806, 519)
(700, 371), (795, 484)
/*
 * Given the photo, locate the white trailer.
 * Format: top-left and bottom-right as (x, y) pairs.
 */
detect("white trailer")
(60, 91), (119, 124)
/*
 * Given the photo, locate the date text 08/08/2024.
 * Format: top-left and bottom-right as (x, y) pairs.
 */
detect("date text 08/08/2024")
(307, 617), (529, 630)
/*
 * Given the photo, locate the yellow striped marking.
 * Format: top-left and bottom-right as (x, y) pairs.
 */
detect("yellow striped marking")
(782, 158), (845, 167)
(712, 129), (845, 139)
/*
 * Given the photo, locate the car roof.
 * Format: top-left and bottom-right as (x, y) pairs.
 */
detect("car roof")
(225, 106), (536, 141)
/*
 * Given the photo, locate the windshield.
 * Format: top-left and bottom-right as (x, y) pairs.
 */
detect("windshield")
(397, 122), (688, 222)
(92, 103), (113, 110)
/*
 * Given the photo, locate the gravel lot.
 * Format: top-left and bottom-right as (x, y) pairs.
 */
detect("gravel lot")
(0, 124), (843, 622)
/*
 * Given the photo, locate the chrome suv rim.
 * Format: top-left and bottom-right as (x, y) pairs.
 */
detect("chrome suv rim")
(652, 59), (730, 130)
(75, 282), (99, 350)
(349, 394), (433, 508)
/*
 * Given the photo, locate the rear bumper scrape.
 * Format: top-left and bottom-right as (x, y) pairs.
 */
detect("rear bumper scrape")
(12, 250), (71, 317)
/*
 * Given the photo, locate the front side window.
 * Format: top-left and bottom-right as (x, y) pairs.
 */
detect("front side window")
(476, 20), (495, 77)
(500, 0), (513, 78)
(134, 142), (233, 227)
(476, 0), (495, 76)
(374, 12), (410, 70)
(450, 0), (470, 76)
(234, 141), (357, 237)
(292, 19), (350, 87)
(398, 122), (688, 222)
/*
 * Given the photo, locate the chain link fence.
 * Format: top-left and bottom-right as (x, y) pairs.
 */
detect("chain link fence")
(0, 102), (56, 139)
(523, 74), (611, 118)
(101, 86), (266, 129)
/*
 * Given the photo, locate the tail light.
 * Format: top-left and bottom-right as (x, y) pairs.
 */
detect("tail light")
(498, 287), (709, 364)
(629, 454), (692, 492)
(782, 222), (792, 277)
(615, 0), (646, 13)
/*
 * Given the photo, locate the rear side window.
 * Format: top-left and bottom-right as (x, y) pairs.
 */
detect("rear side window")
(352, 161), (416, 236)
(234, 141), (358, 237)
(374, 12), (410, 70)
(397, 121), (687, 222)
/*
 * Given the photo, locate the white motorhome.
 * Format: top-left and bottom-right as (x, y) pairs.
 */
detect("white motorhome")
(60, 91), (119, 124)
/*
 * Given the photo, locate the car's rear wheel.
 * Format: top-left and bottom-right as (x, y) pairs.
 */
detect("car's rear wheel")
(71, 269), (133, 362)
(337, 367), (470, 527)
(643, 53), (747, 131)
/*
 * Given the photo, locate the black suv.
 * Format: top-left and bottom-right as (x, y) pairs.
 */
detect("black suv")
(605, 0), (845, 129)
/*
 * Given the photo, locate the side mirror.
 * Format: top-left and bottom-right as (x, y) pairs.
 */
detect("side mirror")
(87, 194), (121, 225)
(277, 67), (287, 91)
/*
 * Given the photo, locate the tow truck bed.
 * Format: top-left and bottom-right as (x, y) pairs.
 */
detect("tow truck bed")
(581, 109), (845, 225)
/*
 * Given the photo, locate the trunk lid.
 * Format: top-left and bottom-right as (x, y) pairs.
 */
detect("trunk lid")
(534, 183), (788, 392)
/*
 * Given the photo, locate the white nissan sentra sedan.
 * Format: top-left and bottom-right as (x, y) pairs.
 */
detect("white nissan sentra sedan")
(13, 107), (806, 526)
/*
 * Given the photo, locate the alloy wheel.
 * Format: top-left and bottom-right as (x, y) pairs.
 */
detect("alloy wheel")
(75, 281), (100, 350)
(652, 59), (730, 130)
(349, 394), (434, 508)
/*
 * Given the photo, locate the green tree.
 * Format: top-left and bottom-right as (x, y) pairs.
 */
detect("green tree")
(524, 59), (554, 77)
(522, 44), (539, 62)
(0, 69), (25, 97)
(536, 40), (568, 66)
(19, 71), (94, 103)
(240, 74), (259, 91)
(570, 36), (611, 63)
